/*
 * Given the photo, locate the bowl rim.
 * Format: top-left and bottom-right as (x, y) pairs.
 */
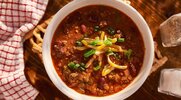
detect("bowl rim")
(42, 0), (154, 100)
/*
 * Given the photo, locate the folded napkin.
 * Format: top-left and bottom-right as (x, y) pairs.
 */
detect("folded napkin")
(0, 0), (48, 99)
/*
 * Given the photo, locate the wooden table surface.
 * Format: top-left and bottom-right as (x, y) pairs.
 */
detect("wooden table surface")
(23, 0), (181, 100)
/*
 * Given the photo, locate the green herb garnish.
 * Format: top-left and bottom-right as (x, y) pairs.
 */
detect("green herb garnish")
(107, 27), (115, 35)
(89, 39), (99, 46)
(68, 62), (86, 70)
(68, 62), (79, 69)
(76, 40), (83, 46)
(75, 63), (80, 67)
(94, 26), (100, 32)
(117, 38), (125, 42)
(93, 65), (101, 71)
(104, 39), (112, 46)
(84, 49), (96, 58)
(124, 49), (132, 59)
(80, 66), (85, 71)
(80, 63), (85, 67)
(106, 49), (114, 55)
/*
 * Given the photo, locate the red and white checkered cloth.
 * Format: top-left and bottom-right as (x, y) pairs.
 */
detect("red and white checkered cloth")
(0, 0), (48, 99)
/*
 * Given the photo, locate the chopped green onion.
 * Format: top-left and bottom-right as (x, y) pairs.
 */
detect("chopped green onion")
(108, 38), (117, 43)
(80, 63), (86, 71)
(89, 39), (99, 46)
(80, 63), (85, 67)
(68, 62), (79, 69)
(107, 27), (115, 35)
(104, 39), (112, 46)
(106, 49), (114, 55)
(84, 49), (96, 58)
(80, 66), (85, 71)
(117, 38), (125, 42)
(75, 63), (80, 67)
(80, 63), (85, 69)
(94, 26), (100, 32)
(93, 65), (101, 71)
(76, 40), (83, 46)
(68, 62), (75, 67)
(124, 49), (132, 59)
(68, 62), (86, 70)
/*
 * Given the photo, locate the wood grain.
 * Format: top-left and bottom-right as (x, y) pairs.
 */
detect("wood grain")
(23, 0), (181, 100)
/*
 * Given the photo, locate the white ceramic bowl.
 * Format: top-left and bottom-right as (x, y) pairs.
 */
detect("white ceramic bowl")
(43, 0), (154, 99)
